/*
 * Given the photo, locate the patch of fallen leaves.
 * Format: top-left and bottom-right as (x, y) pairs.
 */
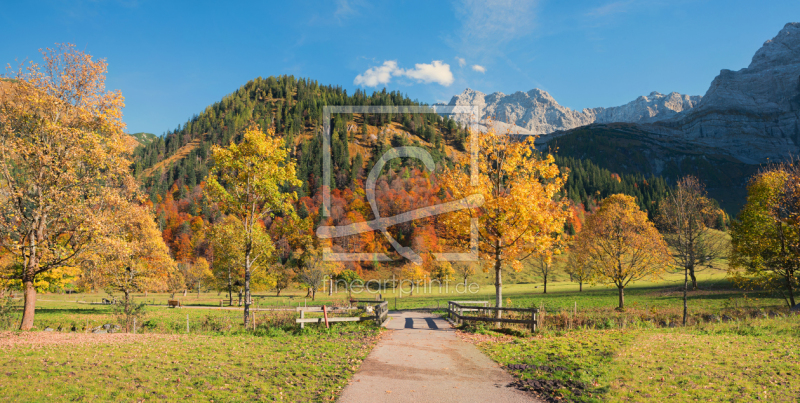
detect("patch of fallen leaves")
(0, 331), (189, 349)
(454, 329), (515, 345)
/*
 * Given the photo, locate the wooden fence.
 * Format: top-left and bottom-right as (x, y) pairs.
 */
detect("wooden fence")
(448, 301), (538, 332)
(296, 301), (388, 328)
(374, 301), (389, 326)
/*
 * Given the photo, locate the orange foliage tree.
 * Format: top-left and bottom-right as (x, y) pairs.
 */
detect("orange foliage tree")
(0, 44), (133, 330)
(84, 195), (177, 331)
(574, 194), (670, 309)
(439, 128), (569, 314)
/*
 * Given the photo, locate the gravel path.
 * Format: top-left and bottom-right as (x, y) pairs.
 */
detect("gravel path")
(337, 311), (537, 403)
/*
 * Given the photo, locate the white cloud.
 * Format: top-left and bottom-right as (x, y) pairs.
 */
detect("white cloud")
(354, 60), (454, 87)
(402, 61), (454, 86)
(471, 64), (486, 73)
(334, 0), (363, 21)
(454, 0), (539, 55)
(586, 0), (637, 18)
(353, 61), (400, 87)
(455, 57), (466, 67)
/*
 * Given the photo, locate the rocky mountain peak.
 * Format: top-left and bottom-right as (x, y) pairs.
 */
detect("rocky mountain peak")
(445, 86), (701, 134)
(749, 22), (800, 70)
(653, 22), (800, 163)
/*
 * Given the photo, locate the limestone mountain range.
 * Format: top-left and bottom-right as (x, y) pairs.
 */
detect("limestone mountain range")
(445, 88), (702, 135)
(444, 22), (800, 164)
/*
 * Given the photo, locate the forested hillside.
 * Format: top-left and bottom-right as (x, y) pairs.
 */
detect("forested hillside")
(130, 75), (728, 276)
(546, 123), (758, 214)
(132, 75), (469, 204)
(130, 75), (474, 272)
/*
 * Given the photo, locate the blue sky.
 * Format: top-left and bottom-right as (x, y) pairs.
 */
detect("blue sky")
(2, 0), (798, 134)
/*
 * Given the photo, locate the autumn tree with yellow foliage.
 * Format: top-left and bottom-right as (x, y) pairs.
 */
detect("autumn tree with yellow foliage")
(208, 216), (277, 306)
(574, 194), (670, 310)
(0, 44), (135, 330)
(439, 128), (569, 314)
(206, 124), (301, 326)
(82, 196), (176, 332)
(730, 167), (799, 307)
(564, 242), (593, 292)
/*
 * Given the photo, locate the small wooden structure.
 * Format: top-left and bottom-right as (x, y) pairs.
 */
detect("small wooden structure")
(448, 301), (538, 332)
(297, 301), (388, 329)
(167, 300), (182, 308)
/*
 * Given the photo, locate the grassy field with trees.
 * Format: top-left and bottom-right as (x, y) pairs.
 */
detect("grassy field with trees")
(1, 43), (799, 403)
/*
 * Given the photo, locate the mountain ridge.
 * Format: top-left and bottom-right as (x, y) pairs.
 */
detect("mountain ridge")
(443, 87), (702, 135)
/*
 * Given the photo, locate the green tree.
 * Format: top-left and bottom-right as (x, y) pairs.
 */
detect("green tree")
(206, 124), (301, 326)
(335, 269), (362, 298)
(729, 168), (798, 307)
(430, 261), (455, 284)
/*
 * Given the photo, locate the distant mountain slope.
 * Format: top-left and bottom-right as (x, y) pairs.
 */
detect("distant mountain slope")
(592, 91), (701, 124)
(129, 132), (157, 146)
(651, 22), (800, 163)
(442, 88), (702, 134)
(541, 123), (757, 214)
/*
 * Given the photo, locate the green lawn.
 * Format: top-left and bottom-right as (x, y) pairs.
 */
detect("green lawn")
(463, 316), (800, 402)
(1, 262), (795, 403)
(3, 265), (789, 333)
(0, 322), (380, 402)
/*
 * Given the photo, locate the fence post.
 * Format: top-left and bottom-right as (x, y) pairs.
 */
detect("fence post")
(530, 309), (537, 333)
(133, 318), (136, 335)
(186, 314), (189, 333)
(300, 309), (305, 329)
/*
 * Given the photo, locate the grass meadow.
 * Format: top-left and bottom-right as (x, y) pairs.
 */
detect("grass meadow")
(0, 260), (796, 402)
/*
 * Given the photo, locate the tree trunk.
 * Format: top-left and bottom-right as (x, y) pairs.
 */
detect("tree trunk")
(244, 266), (252, 328)
(543, 274), (547, 294)
(227, 267), (233, 306)
(276, 288), (282, 297)
(689, 268), (697, 291)
(579, 281), (583, 292)
(617, 286), (624, 310)
(683, 268), (688, 326)
(787, 270), (796, 307)
(328, 279), (332, 296)
(183, 290), (187, 297)
(20, 230), (39, 331)
(124, 290), (131, 333)
(494, 258), (503, 319)
(311, 288), (316, 301)
(20, 279), (37, 330)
